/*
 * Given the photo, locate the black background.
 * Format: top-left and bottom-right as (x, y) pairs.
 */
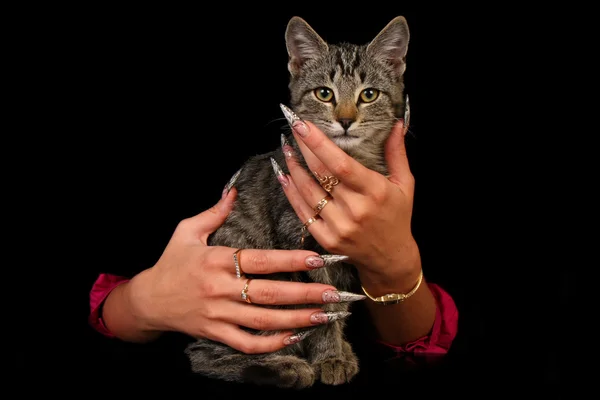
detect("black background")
(13, 6), (573, 396)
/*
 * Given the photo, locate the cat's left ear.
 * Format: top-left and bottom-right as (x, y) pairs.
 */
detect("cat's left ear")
(367, 16), (410, 76)
(285, 16), (329, 77)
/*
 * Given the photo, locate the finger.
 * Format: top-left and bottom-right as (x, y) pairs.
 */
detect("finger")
(214, 323), (294, 354)
(214, 246), (344, 275)
(282, 113), (367, 190)
(223, 303), (332, 331)
(278, 148), (344, 217)
(232, 278), (337, 306)
(282, 133), (335, 193)
(186, 188), (238, 242)
(384, 120), (414, 188)
(271, 169), (337, 245)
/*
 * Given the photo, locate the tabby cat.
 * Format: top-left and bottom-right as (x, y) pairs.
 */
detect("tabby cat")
(185, 15), (410, 389)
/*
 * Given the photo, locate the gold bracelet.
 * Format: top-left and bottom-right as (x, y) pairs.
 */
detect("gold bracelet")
(361, 270), (424, 305)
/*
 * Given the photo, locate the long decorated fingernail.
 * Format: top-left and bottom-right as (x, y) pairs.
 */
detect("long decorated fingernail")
(305, 254), (349, 269)
(310, 311), (351, 325)
(403, 94), (410, 133)
(281, 134), (294, 159)
(322, 290), (366, 303)
(280, 103), (309, 137)
(284, 328), (318, 345)
(270, 157), (289, 187)
(222, 168), (242, 198)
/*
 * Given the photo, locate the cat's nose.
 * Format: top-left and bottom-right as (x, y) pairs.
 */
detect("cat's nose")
(338, 119), (354, 130)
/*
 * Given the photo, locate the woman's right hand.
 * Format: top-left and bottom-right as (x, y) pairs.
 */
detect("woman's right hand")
(121, 187), (365, 354)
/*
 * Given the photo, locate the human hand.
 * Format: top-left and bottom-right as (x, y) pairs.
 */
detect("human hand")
(125, 187), (364, 354)
(275, 104), (421, 290)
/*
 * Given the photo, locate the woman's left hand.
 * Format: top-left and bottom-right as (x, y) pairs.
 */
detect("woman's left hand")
(273, 110), (421, 291)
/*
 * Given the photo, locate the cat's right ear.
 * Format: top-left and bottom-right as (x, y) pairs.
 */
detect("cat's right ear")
(367, 16), (410, 76)
(285, 16), (328, 77)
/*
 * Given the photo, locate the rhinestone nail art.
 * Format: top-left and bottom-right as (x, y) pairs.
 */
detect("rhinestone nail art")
(310, 311), (352, 324)
(280, 134), (293, 158)
(322, 290), (366, 303)
(280, 103), (301, 126)
(404, 94), (410, 128)
(284, 328), (317, 345)
(224, 168), (242, 194)
(270, 157), (288, 187)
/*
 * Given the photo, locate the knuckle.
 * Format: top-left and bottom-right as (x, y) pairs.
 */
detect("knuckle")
(319, 235), (338, 253)
(201, 305), (218, 321)
(336, 222), (357, 241)
(304, 288), (314, 305)
(349, 204), (369, 223)
(300, 182), (314, 199)
(288, 155), (303, 169)
(258, 286), (279, 305)
(198, 281), (217, 298)
(371, 180), (389, 204)
(248, 253), (271, 274)
(314, 165), (329, 177)
(199, 248), (218, 269)
(206, 204), (220, 216)
(333, 160), (352, 179)
(237, 341), (258, 354)
(251, 314), (272, 331)
(176, 218), (192, 232)
(313, 134), (326, 150)
(293, 253), (306, 271)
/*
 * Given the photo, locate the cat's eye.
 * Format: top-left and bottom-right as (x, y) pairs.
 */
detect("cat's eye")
(359, 88), (379, 103)
(314, 87), (334, 102)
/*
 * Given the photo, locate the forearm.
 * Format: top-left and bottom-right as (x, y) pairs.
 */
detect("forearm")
(358, 242), (437, 346)
(101, 269), (163, 343)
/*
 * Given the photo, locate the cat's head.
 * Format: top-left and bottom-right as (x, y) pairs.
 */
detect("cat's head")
(285, 16), (409, 167)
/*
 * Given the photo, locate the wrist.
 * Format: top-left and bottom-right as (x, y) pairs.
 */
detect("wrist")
(358, 239), (422, 294)
(125, 268), (165, 333)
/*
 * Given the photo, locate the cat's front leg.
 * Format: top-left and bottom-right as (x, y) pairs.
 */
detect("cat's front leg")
(304, 302), (359, 385)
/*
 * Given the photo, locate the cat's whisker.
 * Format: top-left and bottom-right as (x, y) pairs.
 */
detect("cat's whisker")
(266, 116), (289, 125)
(262, 117), (295, 135)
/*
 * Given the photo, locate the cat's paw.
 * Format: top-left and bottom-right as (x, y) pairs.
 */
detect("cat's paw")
(315, 341), (359, 385)
(244, 355), (316, 389)
(315, 355), (359, 385)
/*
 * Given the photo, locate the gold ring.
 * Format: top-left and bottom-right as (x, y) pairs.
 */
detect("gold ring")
(313, 171), (340, 193)
(313, 195), (332, 214)
(233, 249), (244, 279)
(241, 278), (252, 303)
(303, 214), (320, 229)
(300, 214), (320, 247)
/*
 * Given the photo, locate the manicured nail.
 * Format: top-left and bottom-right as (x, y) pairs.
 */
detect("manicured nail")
(222, 168), (242, 198)
(310, 311), (351, 324)
(306, 254), (350, 269)
(280, 103), (309, 137)
(403, 94), (410, 133)
(280, 134), (294, 159)
(305, 255), (324, 268)
(270, 157), (289, 187)
(322, 290), (366, 303)
(280, 103), (301, 125)
(284, 328), (317, 345)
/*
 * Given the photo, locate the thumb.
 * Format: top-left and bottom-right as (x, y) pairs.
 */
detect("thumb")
(384, 120), (414, 187)
(190, 188), (237, 241)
